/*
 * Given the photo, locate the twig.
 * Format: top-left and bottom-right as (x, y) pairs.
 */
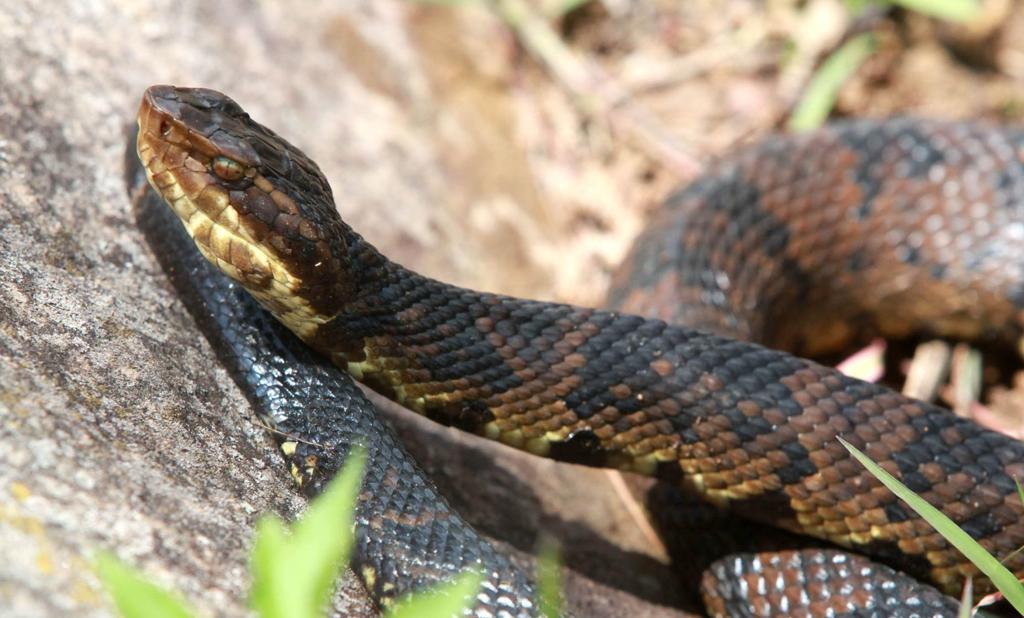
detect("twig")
(253, 416), (334, 451)
(602, 469), (668, 556)
(903, 340), (951, 402)
(836, 338), (886, 382)
(487, 0), (703, 179)
(948, 343), (983, 418)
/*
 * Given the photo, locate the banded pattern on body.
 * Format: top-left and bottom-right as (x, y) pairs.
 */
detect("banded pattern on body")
(137, 85), (1024, 614)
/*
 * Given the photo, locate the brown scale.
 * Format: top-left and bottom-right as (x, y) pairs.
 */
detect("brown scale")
(140, 87), (1024, 611)
(611, 120), (1024, 356)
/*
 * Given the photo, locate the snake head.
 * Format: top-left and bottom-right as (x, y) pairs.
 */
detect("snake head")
(137, 85), (352, 338)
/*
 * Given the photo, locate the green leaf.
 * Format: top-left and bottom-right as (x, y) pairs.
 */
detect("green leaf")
(536, 540), (562, 618)
(385, 570), (484, 618)
(890, 0), (979, 22)
(290, 449), (366, 609)
(250, 517), (299, 618)
(788, 33), (877, 132)
(95, 552), (195, 618)
(250, 448), (367, 618)
(838, 437), (1024, 614)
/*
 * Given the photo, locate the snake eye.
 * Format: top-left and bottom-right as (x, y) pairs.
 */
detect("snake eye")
(212, 156), (245, 181)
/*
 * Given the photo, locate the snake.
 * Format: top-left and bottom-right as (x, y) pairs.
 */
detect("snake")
(132, 84), (1024, 616)
(127, 128), (540, 616)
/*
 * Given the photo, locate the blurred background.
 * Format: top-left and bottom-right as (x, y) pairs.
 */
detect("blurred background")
(3, 0), (1024, 616)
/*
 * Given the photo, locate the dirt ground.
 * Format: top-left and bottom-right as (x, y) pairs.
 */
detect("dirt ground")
(425, 0), (1024, 305)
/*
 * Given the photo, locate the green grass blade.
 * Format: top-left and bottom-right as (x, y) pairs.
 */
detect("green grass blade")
(250, 517), (301, 618)
(536, 540), (563, 618)
(891, 0), (979, 22)
(839, 437), (1024, 614)
(958, 577), (972, 618)
(385, 570), (484, 618)
(250, 448), (366, 618)
(95, 553), (195, 618)
(290, 449), (366, 612)
(788, 33), (876, 132)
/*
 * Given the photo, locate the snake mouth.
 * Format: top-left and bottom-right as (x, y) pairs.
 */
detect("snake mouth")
(138, 87), (274, 284)
(137, 85), (345, 338)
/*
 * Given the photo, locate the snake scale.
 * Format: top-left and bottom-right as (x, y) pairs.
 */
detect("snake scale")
(128, 144), (539, 615)
(133, 85), (1024, 616)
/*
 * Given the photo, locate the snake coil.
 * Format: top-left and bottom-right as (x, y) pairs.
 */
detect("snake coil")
(135, 85), (1024, 616)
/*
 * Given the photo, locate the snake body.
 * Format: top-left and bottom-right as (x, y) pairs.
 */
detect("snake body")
(608, 118), (1024, 357)
(135, 85), (1024, 615)
(128, 133), (539, 616)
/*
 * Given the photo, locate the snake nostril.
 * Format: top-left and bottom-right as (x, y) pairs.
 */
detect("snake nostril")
(159, 120), (171, 137)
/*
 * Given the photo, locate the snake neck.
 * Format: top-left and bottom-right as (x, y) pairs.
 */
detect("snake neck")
(313, 233), (680, 470)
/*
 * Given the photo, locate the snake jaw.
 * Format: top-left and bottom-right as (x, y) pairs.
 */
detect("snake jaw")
(138, 117), (281, 293)
(137, 85), (354, 339)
